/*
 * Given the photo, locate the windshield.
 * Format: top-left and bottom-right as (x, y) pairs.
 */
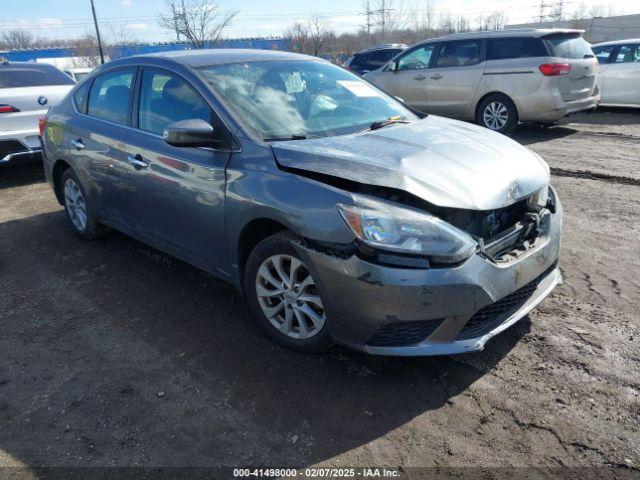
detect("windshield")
(198, 60), (417, 140)
(544, 33), (594, 59)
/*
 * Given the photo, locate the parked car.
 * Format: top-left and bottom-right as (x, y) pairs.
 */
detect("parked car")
(591, 39), (640, 107)
(41, 49), (562, 356)
(64, 68), (94, 83)
(345, 44), (407, 75)
(365, 29), (599, 133)
(0, 60), (75, 165)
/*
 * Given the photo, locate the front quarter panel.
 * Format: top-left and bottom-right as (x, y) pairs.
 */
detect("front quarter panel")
(224, 139), (356, 287)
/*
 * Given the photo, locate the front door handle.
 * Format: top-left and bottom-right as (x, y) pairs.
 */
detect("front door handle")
(430, 73), (443, 80)
(127, 154), (149, 170)
(413, 74), (427, 81)
(71, 139), (85, 150)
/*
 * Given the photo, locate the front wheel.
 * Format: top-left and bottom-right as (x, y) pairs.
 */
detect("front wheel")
(244, 232), (333, 353)
(477, 94), (518, 134)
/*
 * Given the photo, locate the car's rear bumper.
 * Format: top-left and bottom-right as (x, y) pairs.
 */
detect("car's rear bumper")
(295, 188), (563, 356)
(0, 129), (42, 165)
(520, 93), (600, 122)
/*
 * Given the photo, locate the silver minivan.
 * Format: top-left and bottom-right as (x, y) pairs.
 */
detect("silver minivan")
(365, 29), (599, 133)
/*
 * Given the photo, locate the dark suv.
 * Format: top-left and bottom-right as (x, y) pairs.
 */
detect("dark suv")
(346, 44), (407, 75)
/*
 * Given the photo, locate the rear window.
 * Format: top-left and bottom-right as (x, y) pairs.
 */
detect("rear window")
(0, 65), (76, 88)
(488, 38), (548, 60)
(544, 33), (594, 60)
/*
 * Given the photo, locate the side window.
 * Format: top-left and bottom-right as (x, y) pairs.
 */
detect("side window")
(138, 70), (212, 136)
(614, 45), (640, 63)
(397, 44), (436, 71)
(436, 40), (482, 67)
(73, 82), (90, 114)
(87, 69), (134, 125)
(487, 38), (547, 60)
(592, 45), (616, 64)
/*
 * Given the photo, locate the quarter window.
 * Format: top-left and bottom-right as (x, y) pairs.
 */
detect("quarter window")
(138, 70), (211, 135)
(73, 82), (90, 114)
(614, 45), (640, 63)
(87, 69), (134, 125)
(487, 38), (547, 60)
(436, 41), (482, 67)
(397, 45), (436, 71)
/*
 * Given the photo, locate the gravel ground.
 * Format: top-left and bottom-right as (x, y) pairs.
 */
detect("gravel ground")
(0, 109), (638, 479)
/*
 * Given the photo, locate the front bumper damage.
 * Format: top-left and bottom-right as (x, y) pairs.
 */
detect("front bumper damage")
(294, 188), (563, 356)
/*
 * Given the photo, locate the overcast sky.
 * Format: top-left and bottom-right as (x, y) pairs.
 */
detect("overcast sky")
(0, 0), (637, 43)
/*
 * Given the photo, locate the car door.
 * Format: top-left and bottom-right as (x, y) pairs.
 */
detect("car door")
(64, 67), (137, 229)
(601, 44), (640, 106)
(125, 67), (231, 273)
(592, 44), (617, 102)
(367, 43), (437, 112)
(426, 39), (486, 118)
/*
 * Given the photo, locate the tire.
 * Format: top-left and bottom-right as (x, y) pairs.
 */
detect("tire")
(476, 94), (518, 134)
(60, 168), (108, 240)
(244, 232), (334, 353)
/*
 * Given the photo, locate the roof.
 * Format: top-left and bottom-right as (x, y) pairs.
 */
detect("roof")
(418, 28), (585, 43)
(359, 44), (407, 53)
(137, 48), (316, 67)
(592, 38), (640, 47)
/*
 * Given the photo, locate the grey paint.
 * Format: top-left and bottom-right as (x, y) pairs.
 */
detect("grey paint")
(42, 49), (563, 356)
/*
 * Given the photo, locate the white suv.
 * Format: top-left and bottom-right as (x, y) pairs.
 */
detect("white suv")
(0, 61), (75, 164)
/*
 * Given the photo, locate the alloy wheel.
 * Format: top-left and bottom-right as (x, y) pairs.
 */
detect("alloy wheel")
(483, 101), (509, 131)
(64, 178), (88, 232)
(255, 254), (325, 339)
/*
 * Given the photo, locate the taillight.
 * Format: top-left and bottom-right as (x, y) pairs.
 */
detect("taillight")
(38, 116), (48, 137)
(539, 63), (572, 76)
(0, 104), (19, 113)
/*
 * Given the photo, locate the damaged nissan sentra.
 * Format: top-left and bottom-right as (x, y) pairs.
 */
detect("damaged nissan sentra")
(41, 49), (562, 355)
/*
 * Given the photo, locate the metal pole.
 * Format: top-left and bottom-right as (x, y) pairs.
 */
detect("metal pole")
(90, 0), (105, 65)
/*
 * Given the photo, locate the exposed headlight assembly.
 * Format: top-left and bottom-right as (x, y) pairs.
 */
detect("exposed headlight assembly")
(527, 184), (550, 210)
(338, 194), (477, 264)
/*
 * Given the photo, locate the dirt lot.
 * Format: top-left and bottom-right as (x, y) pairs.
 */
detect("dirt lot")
(0, 109), (639, 479)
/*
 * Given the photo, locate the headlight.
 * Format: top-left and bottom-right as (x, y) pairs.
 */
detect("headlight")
(528, 184), (550, 210)
(338, 194), (477, 264)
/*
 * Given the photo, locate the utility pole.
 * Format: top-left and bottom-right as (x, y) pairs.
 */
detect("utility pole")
(365, 1), (372, 35)
(90, 0), (105, 65)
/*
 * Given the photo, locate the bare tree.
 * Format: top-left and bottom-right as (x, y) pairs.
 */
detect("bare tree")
(159, 0), (239, 49)
(0, 29), (34, 50)
(285, 15), (335, 57)
(477, 11), (506, 31)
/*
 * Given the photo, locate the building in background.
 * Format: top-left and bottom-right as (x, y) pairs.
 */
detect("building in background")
(507, 14), (640, 43)
(0, 38), (287, 64)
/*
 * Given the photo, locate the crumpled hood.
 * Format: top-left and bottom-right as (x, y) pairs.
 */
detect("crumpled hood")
(271, 115), (550, 210)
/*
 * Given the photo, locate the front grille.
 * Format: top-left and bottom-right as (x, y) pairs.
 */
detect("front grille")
(0, 140), (28, 159)
(368, 319), (443, 347)
(456, 266), (555, 340)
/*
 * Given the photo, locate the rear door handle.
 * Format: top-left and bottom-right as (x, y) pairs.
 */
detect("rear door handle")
(71, 139), (85, 150)
(413, 74), (427, 81)
(127, 154), (149, 170)
(430, 73), (443, 80)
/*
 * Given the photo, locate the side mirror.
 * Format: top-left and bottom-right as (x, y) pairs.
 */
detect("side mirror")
(388, 61), (399, 72)
(163, 119), (215, 148)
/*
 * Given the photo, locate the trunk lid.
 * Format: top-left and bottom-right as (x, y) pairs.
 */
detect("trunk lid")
(0, 85), (73, 133)
(543, 32), (598, 101)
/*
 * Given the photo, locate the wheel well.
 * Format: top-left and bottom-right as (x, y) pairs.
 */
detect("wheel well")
(237, 218), (289, 284)
(474, 91), (518, 122)
(52, 160), (71, 205)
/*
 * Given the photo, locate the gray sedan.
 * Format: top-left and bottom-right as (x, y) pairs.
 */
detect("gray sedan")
(41, 49), (562, 355)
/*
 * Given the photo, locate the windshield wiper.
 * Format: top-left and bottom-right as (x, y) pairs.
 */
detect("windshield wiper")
(264, 133), (320, 142)
(368, 116), (411, 131)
